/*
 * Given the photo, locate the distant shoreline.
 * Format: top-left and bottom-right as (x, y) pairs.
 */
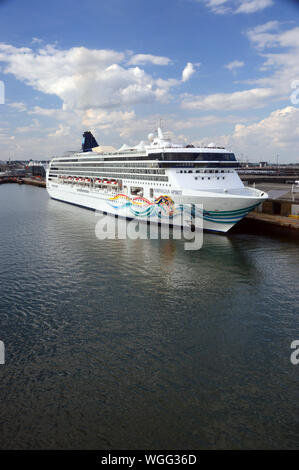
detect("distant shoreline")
(0, 176), (46, 188)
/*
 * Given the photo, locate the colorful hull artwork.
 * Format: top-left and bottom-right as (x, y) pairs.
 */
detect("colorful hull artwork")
(107, 194), (176, 219)
(107, 194), (259, 224)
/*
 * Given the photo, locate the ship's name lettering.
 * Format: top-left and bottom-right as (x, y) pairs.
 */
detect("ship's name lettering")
(171, 190), (182, 195)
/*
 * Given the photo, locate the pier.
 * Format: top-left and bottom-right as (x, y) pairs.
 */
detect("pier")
(236, 212), (299, 237)
(0, 176), (46, 188)
(234, 181), (299, 237)
(247, 212), (299, 230)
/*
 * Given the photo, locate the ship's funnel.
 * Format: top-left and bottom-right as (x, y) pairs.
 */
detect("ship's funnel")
(82, 131), (98, 152)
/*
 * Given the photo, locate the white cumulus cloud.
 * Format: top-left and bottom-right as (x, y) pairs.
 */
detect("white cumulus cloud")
(182, 62), (196, 82)
(127, 54), (171, 66)
(0, 44), (179, 111)
(217, 106), (299, 161)
(235, 0), (273, 14)
(224, 60), (244, 72)
(198, 0), (273, 15)
(182, 87), (274, 111)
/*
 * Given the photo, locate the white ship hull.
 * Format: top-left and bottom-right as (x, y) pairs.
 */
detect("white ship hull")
(47, 182), (265, 233)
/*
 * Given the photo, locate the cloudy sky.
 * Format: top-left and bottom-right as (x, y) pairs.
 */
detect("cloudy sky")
(0, 0), (298, 162)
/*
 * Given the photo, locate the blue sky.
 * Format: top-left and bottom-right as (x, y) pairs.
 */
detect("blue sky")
(0, 0), (298, 162)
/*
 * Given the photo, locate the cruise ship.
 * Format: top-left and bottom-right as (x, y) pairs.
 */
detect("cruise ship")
(46, 128), (268, 233)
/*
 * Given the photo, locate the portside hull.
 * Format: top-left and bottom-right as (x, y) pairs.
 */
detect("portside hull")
(47, 183), (261, 233)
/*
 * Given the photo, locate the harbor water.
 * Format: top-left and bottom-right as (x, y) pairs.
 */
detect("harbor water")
(0, 183), (298, 449)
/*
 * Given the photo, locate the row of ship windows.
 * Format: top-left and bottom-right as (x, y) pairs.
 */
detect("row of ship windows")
(50, 177), (172, 188)
(124, 181), (171, 187)
(195, 176), (225, 180)
(49, 173), (169, 182)
(165, 163), (239, 169)
(178, 169), (233, 174)
(51, 162), (159, 169)
(53, 153), (236, 163)
(50, 167), (165, 175)
(53, 155), (156, 163)
(51, 160), (237, 169)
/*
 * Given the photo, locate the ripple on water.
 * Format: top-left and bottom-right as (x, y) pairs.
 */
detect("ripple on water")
(0, 184), (298, 449)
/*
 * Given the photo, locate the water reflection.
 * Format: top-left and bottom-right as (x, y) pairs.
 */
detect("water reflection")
(0, 185), (298, 449)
